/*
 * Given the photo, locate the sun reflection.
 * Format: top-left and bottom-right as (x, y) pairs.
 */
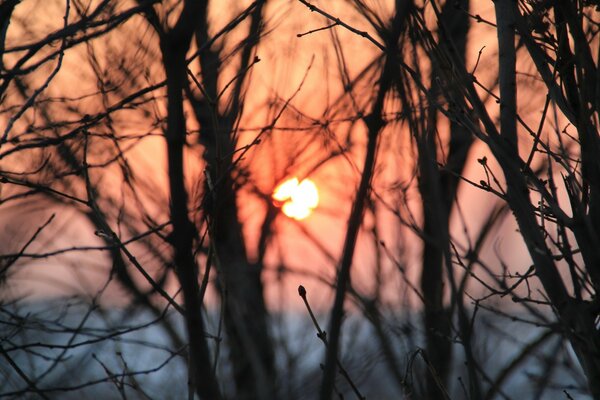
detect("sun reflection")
(272, 177), (319, 220)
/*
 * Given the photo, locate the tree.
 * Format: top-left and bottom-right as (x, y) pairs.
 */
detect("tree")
(1, 0), (599, 399)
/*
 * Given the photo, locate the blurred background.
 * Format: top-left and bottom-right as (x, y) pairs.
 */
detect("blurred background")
(0, 0), (598, 399)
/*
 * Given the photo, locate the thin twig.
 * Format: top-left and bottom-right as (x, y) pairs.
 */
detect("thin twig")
(298, 285), (365, 400)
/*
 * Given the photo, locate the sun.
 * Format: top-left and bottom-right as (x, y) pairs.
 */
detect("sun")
(272, 177), (319, 220)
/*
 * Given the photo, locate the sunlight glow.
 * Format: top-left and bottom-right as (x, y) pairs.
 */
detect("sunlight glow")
(272, 177), (319, 220)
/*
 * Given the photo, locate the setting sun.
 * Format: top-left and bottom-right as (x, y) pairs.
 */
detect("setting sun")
(272, 177), (319, 220)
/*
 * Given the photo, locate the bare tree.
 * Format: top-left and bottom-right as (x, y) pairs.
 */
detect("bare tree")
(2, 0), (599, 399)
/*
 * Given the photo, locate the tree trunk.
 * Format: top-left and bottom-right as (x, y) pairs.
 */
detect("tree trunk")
(494, 1), (600, 396)
(419, 1), (471, 397)
(160, 2), (221, 397)
(193, 2), (276, 398)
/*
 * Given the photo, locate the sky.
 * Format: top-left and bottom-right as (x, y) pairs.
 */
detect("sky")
(0, 0), (569, 313)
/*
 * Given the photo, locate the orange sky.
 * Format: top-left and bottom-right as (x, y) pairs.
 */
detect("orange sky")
(0, 0), (573, 312)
